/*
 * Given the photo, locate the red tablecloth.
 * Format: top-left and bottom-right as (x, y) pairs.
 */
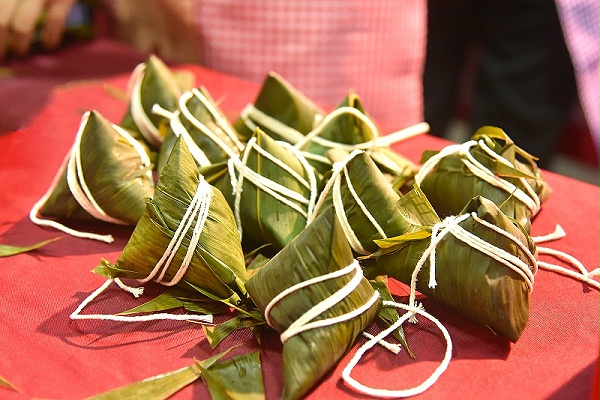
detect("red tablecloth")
(0, 40), (598, 400)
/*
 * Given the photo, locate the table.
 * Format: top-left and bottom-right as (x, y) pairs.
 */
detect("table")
(0, 39), (598, 400)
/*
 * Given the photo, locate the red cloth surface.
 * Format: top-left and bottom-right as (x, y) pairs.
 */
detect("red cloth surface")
(0, 40), (598, 400)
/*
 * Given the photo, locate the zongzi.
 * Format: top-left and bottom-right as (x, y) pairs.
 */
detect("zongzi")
(415, 126), (552, 232)
(210, 128), (318, 251)
(98, 136), (247, 304)
(30, 111), (154, 242)
(155, 87), (245, 173)
(246, 207), (381, 400)
(363, 194), (538, 342)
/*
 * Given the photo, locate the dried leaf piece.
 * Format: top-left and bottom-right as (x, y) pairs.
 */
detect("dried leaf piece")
(246, 207), (380, 400)
(0, 375), (17, 392)
(88, 348), (234, 400)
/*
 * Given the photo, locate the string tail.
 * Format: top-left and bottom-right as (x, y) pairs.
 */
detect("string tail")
(70, 279), (214, 323)
(342, 301), (452, 398)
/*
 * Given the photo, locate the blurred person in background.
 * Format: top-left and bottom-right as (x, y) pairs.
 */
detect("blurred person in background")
(423, 0), (598, 167)
(0, 0), (427, 134)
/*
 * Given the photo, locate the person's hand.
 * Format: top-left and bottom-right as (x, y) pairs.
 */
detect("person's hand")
(0, 0), (78, 58)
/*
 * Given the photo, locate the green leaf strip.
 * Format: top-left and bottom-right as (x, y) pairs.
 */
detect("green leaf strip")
(0, 237), (62, 258)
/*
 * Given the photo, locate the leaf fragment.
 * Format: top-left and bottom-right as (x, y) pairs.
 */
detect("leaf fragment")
(0, 237), (62, 257)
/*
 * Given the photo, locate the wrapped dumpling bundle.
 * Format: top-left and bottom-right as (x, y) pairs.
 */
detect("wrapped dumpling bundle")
(416, 126), (552, 232)
(297, 94), (421, 182)
(30, 111), (154, 242)
(246, 207), (381, 400)
(155, 87), (246, 173)
(311, 150), (423, 255)
(363, 195), (538, 342)
(209, 128), (318, 251)
(234, 71), (325, 142)
(98, 136), (247, 304)
(121, 55), (187, 148)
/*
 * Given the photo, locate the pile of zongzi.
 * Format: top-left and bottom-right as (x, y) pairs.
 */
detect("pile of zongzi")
(24, 55), (596, 400)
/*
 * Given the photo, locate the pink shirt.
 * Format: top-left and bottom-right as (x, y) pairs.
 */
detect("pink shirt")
(193, 1), (426, 132)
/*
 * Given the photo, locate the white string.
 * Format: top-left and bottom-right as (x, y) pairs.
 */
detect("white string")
(129, 63), (164, 147)
(532, 225), (566, 243)
(227, 137), (317, 240)
(342, 300), (452, 398)
(532, 225), (599, 289)
(414, 140), (540, 216)
(70, 278), (213, 323)
(241, 104), (428, 152)
(71, 177), (215, 323)
(29, 112), (152, 243)
(152, 104), (212, 168)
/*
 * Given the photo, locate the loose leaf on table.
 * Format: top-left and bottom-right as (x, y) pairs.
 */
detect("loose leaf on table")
(116, 288), (227, 316)
(0, 375), (17, 392)
(89, 348), (235, 400)
(200, 351), (265, 400)
(370, 276), (414, 358)
(0, 237), (61, 257)
(203, 310), (266, 349)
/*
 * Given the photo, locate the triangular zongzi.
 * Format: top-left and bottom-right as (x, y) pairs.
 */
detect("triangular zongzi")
(246, 207), (381, 400)
(30, 111), (154, 242)
(415, 126), (552, 232)
(363, 194), (537, 342)
(99, 136), (247, 304)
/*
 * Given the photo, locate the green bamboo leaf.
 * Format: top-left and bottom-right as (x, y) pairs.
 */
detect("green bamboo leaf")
(370, 277), (414, 358)
(200, 352), (265, 400)
(89, 365), (200, 400)
(374, 230), (431, 249)
(203, 312), (266, 349)
(0, 237), (61, 257)
(116, 290), (186, 316)
(89, 348), (235, 400)
(0, 375), (17, 392)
